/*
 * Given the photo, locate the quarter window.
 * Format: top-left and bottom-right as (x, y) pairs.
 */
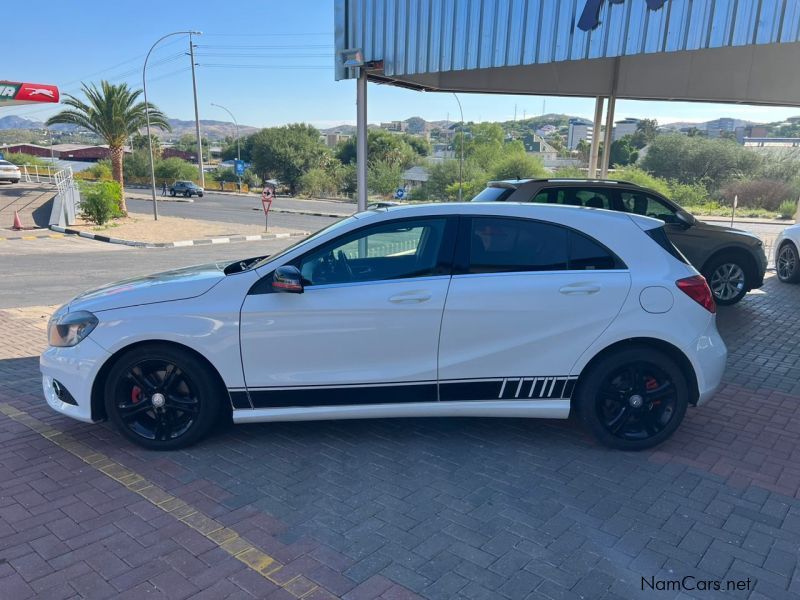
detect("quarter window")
(298, 218), (448, 286)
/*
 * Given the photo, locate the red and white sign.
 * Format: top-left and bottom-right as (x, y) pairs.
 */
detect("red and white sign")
(261, 186), (274, 214)
(0, 81), (60, 106)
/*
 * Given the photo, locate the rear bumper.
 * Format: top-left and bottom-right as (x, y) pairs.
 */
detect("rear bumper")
(692, 318), (727, 406)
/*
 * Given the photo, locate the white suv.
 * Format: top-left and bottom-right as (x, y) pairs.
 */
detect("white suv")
(41, 203), (726, 451)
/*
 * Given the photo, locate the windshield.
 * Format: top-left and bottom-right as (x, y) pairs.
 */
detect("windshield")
(251, 215), (358, 270)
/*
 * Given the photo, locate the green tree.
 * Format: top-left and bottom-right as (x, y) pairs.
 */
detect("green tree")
(248, 123), (327, 195)
(641, 134), (760, 191)
(336, 129), (418, 169)
(131, 132), (162, 158)
(489, 154), (547, 181)
(298, 166), (342, 198)
(154, 157), (199, 182)
(368, 160), (403, 196)
(609, 137), (638, 167)
(402, 134), (431, 157)
(630, 118), (658, 148)
(46, 81), (170, 213)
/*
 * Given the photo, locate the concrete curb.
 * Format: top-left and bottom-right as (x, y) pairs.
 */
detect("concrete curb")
(50, 225), (308, 249)
(251, 207), (352, 218)
(0, 231), (64, 241)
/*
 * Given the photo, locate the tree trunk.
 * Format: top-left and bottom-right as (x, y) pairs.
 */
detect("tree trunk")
(110, 145), (127, 214)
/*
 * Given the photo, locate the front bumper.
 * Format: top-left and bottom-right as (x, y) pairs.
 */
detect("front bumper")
(40, 338), (111, 423)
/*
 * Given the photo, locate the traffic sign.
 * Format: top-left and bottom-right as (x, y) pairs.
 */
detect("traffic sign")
(395, 188), (405, 199)
(234, 159), (245, 176)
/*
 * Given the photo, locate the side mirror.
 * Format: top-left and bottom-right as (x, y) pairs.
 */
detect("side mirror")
(272, 266), (304, 293)
(676, 210), (695, 228)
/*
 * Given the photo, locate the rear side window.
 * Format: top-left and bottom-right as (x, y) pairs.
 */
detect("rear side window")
(471, 186), (515, 202)
(646, 226), (689, 264)
(464, 217), (625, 274)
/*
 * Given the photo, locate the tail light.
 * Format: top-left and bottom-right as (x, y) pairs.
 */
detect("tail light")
(676, 276), (716, 313)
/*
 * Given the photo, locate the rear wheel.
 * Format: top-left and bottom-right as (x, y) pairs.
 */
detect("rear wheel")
(104, 345), (222, 450)
(170, 190), (176, 197)
(777, 242), (800, 284)
(702, 253), (750, 305)
(577, 347), (689, 450)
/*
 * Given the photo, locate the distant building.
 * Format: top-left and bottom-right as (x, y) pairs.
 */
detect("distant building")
(526, 134), (558, 162)
(401, 165), (429, 189)
(735, 125), (768, 144)
(567, 119), (593, 150)
(0, 143), (53, 158)
(324, 132), (351, 147)
(380, 120), (405, 132)
(0, 143), (124, 162)
(613, 118), (640, 141)
(162, 148), (196, 162)
(706, 118), (746, 138)
(743, 137), (800, 150)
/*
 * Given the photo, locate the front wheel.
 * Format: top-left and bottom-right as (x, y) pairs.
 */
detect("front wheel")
(170, 190), (176, 197)
(703, 253), (750, 305)
(577, 346), (689, 450)
(777, 242), (800, 284)
(104, 345), (222, 450)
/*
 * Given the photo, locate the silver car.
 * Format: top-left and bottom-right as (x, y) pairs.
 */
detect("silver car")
(0, 160), (21, 183)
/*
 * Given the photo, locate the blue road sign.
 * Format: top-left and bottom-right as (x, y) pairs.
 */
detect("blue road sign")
(234, 160), (245, 176)
(0, 152), (4, 160)
(395, 188), (405, 199)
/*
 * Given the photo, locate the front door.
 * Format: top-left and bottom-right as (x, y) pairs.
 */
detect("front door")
(238, 217), (455, 408)
(437, 216), (631, 402)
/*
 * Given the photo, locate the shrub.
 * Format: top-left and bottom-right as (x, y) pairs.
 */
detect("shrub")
(3, 152), (52, 167)
(614, 166), (671, 197)
(719, 179), (792, 211)
(667, 180), (708, 207)
(551, 166), (585, 178)
(79, 181), (123, 225)
(79, 160), (113, 181)
(489, 154), (547, 181)
(779, 200), (798, 220)
(298, 167), (341, 198)
(368, 160), (403, 196)
(154, 157), (199, 182)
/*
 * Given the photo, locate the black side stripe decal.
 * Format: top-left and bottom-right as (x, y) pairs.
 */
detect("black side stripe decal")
(231, 377), (578, 409)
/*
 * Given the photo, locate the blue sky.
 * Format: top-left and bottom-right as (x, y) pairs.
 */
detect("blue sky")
(3, 0), (798, 129)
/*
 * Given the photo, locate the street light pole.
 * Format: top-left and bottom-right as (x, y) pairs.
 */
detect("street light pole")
(452, 93), (465, 202)
(143, 30), (201, 220)
(188, 33), (205, 187)
(210, 102), (240, 190)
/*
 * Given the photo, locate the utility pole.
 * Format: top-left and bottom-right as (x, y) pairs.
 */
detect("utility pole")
(189, 34), (205, 186)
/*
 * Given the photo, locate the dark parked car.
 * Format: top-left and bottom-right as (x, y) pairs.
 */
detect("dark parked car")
(472, 179), (767, 305)
(170, 181), (204, 198)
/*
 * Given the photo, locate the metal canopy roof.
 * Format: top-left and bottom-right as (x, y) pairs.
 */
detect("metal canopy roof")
(335, 0), (800, 106)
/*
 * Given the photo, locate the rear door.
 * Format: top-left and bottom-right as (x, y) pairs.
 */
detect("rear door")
(437, 216), (631, 401)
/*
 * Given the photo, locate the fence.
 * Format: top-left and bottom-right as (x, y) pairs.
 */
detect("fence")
(49, 166), (80, 228)
(19, 164), (60, 183)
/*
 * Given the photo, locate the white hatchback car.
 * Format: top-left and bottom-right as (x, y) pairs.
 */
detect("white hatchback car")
(775, 223), (800, 284)
(0, 159), (21, 183)
(41, 203), (726, 451)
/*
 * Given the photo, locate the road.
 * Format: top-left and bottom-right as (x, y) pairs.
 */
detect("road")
(0, 235), (298, 308)
(125, 188), (351, 233)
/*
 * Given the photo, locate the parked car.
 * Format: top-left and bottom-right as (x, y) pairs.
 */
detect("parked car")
(472, 179), (767, 305)
(41, 203), (726, 451)
(170, 180), (204, 198)
(0, 160), (21, 184)
(775, 223), (800, 284)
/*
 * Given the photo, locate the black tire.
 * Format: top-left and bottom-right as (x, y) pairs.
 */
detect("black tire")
(184, 191), (190, 198)
(170, 190), (176, 197)
(11, 179), (19, 184)
(577, 346), (689, 451)
(198, 193), (203, 197)
(776, 242), (800, 284)
(104, 344), (222, 450)
(702, 252), (750, 306)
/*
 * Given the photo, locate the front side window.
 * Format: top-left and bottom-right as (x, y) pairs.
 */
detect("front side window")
(298, 218), (448, 286)
(620, 191), (679, 224)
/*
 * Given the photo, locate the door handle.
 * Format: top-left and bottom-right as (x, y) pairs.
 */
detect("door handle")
(389, 292), (432, 304)
(559, 283), (601, 295)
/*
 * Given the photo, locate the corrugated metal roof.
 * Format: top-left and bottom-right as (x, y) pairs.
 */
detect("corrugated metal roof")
(336, 0), (800, 80)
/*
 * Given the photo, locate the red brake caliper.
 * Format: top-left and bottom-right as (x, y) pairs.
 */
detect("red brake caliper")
(645, 376), (659, 406)
(131, 386), (142, 404)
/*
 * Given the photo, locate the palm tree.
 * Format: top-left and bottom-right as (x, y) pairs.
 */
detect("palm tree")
(47, 81), (171, 213)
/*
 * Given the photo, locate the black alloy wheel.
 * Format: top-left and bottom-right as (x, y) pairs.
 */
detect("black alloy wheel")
(105, 345), (221, 450)
(577, 347), (689, 450)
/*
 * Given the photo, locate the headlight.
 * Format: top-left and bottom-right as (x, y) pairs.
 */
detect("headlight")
(47, 311), (99, 347)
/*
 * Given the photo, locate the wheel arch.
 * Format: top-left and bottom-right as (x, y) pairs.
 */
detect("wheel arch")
(573, 337), (700, 408)
(700, 246), (759, 290)
(90, 339), (232, 422)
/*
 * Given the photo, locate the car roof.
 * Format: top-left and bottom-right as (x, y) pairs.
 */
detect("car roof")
(489, 178), (636, 188)
(360, 201), (662, 230)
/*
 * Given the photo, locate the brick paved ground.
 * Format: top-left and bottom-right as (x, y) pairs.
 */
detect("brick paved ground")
(1, 277), (800, 599)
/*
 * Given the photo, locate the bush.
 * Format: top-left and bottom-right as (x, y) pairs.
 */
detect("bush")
(79, 181), (122, 225)
(368, 160), (402, 196)
(489, 154), (547, 181)
(551, 166), (585, 178)
(298, 167), (341, 198)
(719, 179), (792, 211)
(614, 166), (671, 197)
(78, 160), (113, 181)
(3, 152), (52, 167)
(154, 157), (199, 182)
(779, 200), (798, 220)
(667, 180), (708, 207)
